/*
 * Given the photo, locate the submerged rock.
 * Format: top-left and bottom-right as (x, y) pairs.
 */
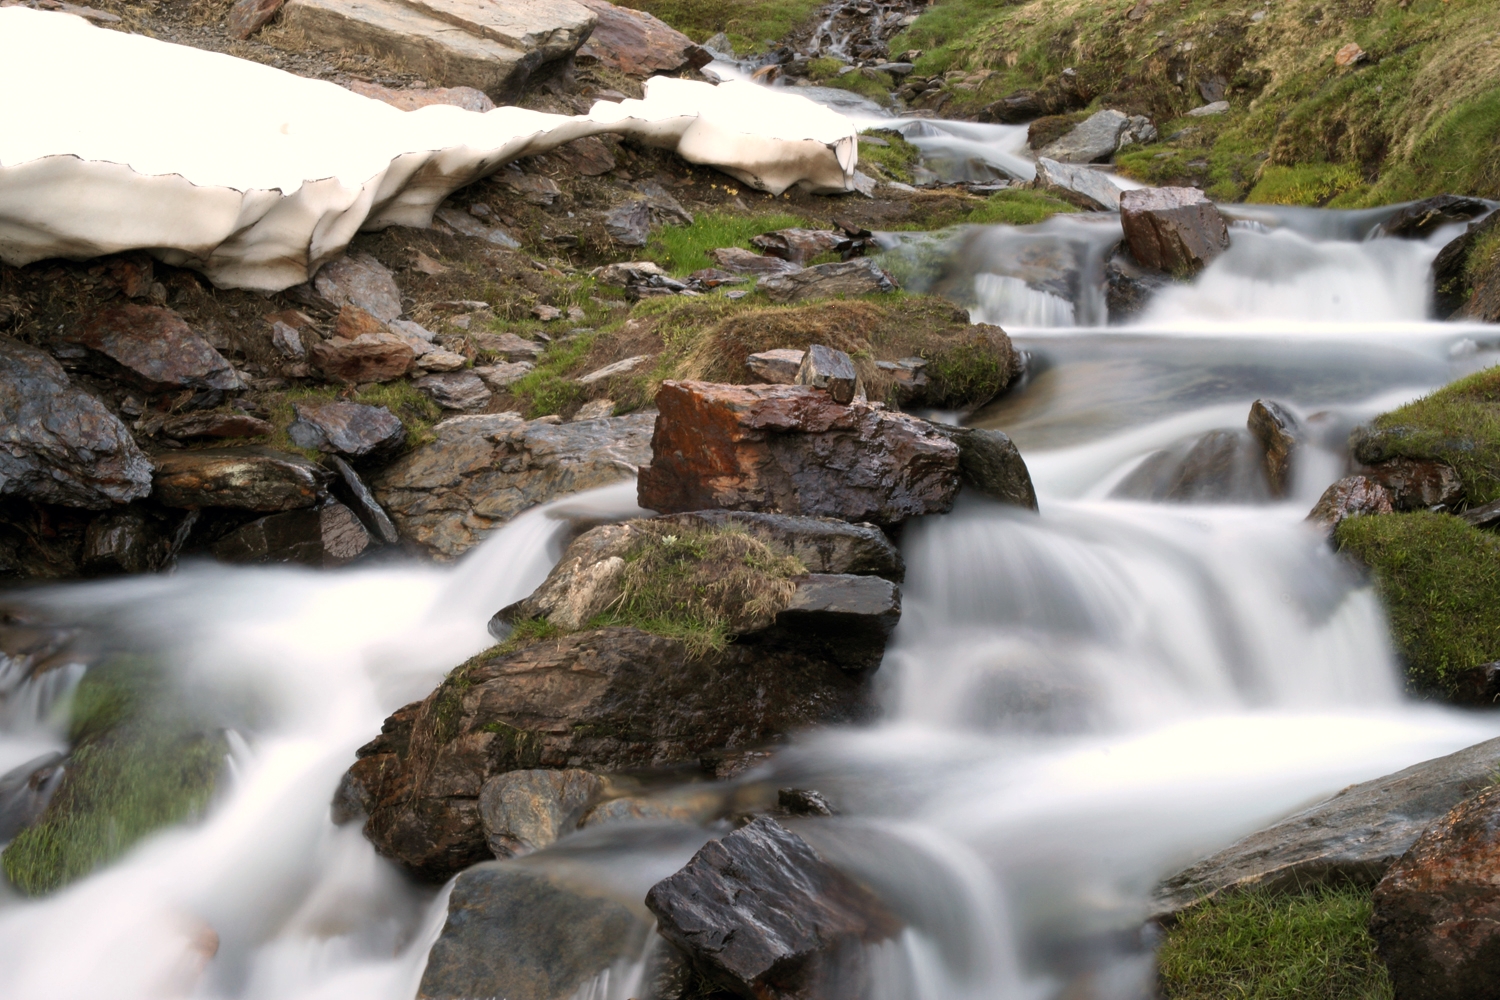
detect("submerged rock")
(1113, 429), (1269, 504)
(929, 425), (1040, 511)
(1119, 187), (1230, 276)
(1376, 195), (1489, 240)
(1103, 249), (1170, 323)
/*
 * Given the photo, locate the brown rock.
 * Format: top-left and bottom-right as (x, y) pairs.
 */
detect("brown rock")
(153, 447), (332, 511)
(1306, 474), (1395, 532)
(227, 0), (283, 37)
(161, 412), (274, 440)
(104, 252), (154, 299)
(707, 247), (803, 278)
(478, 769), (603, 858)
(1247, 399), (1304, 498)
(795, 344), (859, 404)
(757, 259), (898, 304)
(314, 253), (404, 323)
(82, 509), (169, 574)
(343, 79), (496, 112)
(548, 136), (616, 176)
(1335, 42), (1368, 68)
(63, 305), (241, 393)
(750, 229), (849, 266)
(636, 381), (960, 527)
(746, 348), (805, 384)
(210, 501), (370, 567)
(1371, 784), (1500, 1000)
(413, 371), (492, 410)
(287, 400), (405, 457)
(1364, 457), (1464, 511)
(1377, 196), (1489, 240)
(312, 310), (416, 383)
(1119, 187), (1230, 276)
(574, 0), (709, 76)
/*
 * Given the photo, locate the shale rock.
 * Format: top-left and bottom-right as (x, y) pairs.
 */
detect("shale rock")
(161, 412), (273, 440)
(412, 371), (493, 410)
(1034, 157), (1122, 211)
(750, 228), (849, 266)
(372, 412), (654, 559)
(288, 400), (405, 457)
(209, 500), (369, 567)
(1155, 736), (1500, 917)
(62, 304), (242, 393)
(707, 247), (803, 278)
(646, 816), (901, 1000)
(152, 447), (332, 511)
(0, 338), (153, 509)
(313, 323), (416, 385)
(930, 425), (1039, 510)
(313, 253), (404, 322)
(1247, 399), (1304, 499)
(1376, 196), (1489, 240)
(574, 0), (708, 77)
(1037, 109), (1130, 163)
(795, 344), (859, 404)
(747, 349), (806, 384)
(478, 768), (603, 858)
(758, 259), (897, 304)
(325, 455), (399, 544)
(1119, 187), (1230, 276)
(1306, 475), (1395, 532)
(1371, 783), (1500, 1000)
(82, 509), (169, 574)
(637, 381), (960, 527)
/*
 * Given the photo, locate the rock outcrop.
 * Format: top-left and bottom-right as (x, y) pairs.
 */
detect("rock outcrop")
(1037, 109), (1137, 163)
(574, 0), (709, 77)
(1119, 187), (1230, 276)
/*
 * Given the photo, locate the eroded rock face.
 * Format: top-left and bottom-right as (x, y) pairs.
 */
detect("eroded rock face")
(637, 381), (960, 527)
(152, 447), (331, 511)
(62, 304), (242, 393)
(646, 816), (901, 1000)
(1371, 783), (1500, 1000)
(0, 338), (153, 509)
(371, 412), (654, 559)
(1119, 187), (1230, 276)
(209, 501), (370, 567)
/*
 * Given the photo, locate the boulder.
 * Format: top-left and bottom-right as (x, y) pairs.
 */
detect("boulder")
(311, 319), (416, 384)
(413, 371), (493, 410)
(1034, 157), (1122, 211)
(593, 261), (668, 288)
(1119, 187), (1230, 276)
(1113, 429), (1269, 504)
(227, 0), (283, 37)
(344, 79), (496, 112)
(1361, 457), (1464, 511)
(758, 259), (897, 304)
(929, 425), (1040, 510)
(795, 344), (859, 404)
(1104, 248), (1170, 322)
(313, 252), (403, 322)
(82, 509), (169, 574)
(0, 337), (153, 509)
(209, 500), (370, 567)
(418, 862), (649, 1000)
(707, 247), (803, 278)
(778, 573), (901, 667)
(60, 304), (242, 393)
(645, 817), (901, 1000)
(1376, 196), (1489, 240)
(1371, 783), (1500, 1000)
(1247, 399), (1304, 499)
(747, 348), (806, 384)
(1306, 475), (1395, 532)
(750, 228), (849, 266)
(287, 400), (405, 457)
(478, 768), (603, 858)
(325, 454), (400, 544)
(371, 412), (654, 559)
(152, 447), (332, 511)
(574, 0), (709, 77)
(1037, 109), (1130, 163)
(636, 381), (960, 527)
(979, 88), (1048, 124)
(1434, 212), (1500, 319)
(475, 361), (535, 391)
(1155, 736), (1500, 918)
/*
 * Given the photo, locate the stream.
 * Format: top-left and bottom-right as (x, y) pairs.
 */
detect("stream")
(4, 85), (1500, 1000)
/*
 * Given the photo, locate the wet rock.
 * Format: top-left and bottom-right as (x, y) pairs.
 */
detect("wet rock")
(655, 510), (904, 580)
(779, 787), (835, 817)
(152, 447), (332, 511)
(1104, 249), (1170, 322)
(0, 752), (65, 843)
(62, 304), (242, 393)
(227, 0), (282, 37)
(0, 338), (154, 509)
(574, 0), (709, 77)
(1119, 187), (1230, 276)
(929, 425), (1040, 510)
(1371, 783), (1500, 1000)
(161, 412), (273, 440)
(758, 259), (898, 304)
(979, 88), (1048, 124)
(1377, 196), (1490, 240)
(1156, 735), (1500, 918)
(707, 247), (804, 278)
(747, 348), (806, 384)
(1038, 109), (1130, 163)
(344, 79), (496, 111)
(1247, 399), (1304, 499)
(778, 573), (901, 667)
(1306, 475), (1396, 532)
(287, 400), (405, 457)
(311, 312), (417, 384)
(795, 344), (859, 404)
(1114, 429), (1269, 503)
(413, 371), (493, 410)
(646, 817), (900, 1000)
(1360, 457), (1464, 512)
(371, 412), (654, 559)
(750, 228), (849, 266)
(579, 786), (722, 828)
(478, 769), (602, 858)
(1433, 212), (1500, 319)
(637, 381), (960, 527)
(1034, 157), (1122, 211)
(82, 509), (169, 574)
(210, 500), (370, 567)
(418, 862), (649, 1000)
(313, 252), (403, 323)
(324, 454), (399, 544)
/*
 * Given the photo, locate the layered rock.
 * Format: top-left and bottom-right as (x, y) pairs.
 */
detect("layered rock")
(1119, 187), (1230, 276)
(287, 400), (405, 457)
(1035, 157), (1122, 211)
(1037, 109), (1133, 163)
(758, 258), (897, 304)
(152, 447), (331, 511)
(574, 0), (709, 77)
(59, 304), (242, 393)
(209, 500), (370, 567)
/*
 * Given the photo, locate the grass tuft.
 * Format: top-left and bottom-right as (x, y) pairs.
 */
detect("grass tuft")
(622, 0), (823, 52)
(646, 211), (810, 275)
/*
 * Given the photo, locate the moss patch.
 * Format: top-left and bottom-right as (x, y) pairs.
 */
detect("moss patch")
(934, 189), (1079, 228)
(1335, 512), (1500, 699)
(857, 130), (922, 186)
(1248, 163), (1369, 208)
(1359, 366), (1500, 507)
(1159, 885), (1392, 1000)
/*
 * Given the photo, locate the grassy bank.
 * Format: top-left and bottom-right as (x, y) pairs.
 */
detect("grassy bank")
(626, 0), (823, 53)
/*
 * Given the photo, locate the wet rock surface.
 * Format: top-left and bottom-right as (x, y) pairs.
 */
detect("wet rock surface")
(930, 425), (1039, 510)
(1113, 429), (1269, 504)
(152, 447), (332, 511)
(478, 768), (603, 858)
(209, 500), (370, 567)
(1307, 475), (1395, 532)
(1376, 196), (1490, 240)
(1104, 250), (1170, 323)
(795, 344), (860, 405)
(1247, 399), (1304, 499)
(1361, 457), (1464, 511)
(1119, 187), (1230, 276)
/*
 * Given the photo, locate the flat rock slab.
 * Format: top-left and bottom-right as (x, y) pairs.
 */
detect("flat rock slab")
(345, 79), (495, 112)
(1039, 109), (1129, 163)
(1155, 735), (1500, 918)
(152, 447), (332, 511)
(313, 252), (403, 322)
(62, 304), (241, 393)
(707, 247), (803, 277)
(161, 412), (273, 440)
(0, 337), (152, 509)
(575, 0), (707, 77)
(746, 348), (805, 384)
(394, 0), (593, 61)
(1035, 157), (1121, 211)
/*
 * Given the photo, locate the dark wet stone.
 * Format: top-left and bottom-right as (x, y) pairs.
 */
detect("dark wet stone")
(1104, 250), (1170, 324)
(160, 411), (274, 440)
(1119, 187), (1230, 277)
(1376, 196), (1490, 240)
(478, 769), (603, 858)
(930, 424), (1040, 511)
(1306, 475), (1396, 533)
(778, 787), (835, 817)
(82, 508), (169, 574)
(325, 455), (399, 545)
(209, 500), (369, 567)
(1247, 399), (1304, 499)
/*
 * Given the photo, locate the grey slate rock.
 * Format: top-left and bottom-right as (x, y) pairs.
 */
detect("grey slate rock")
(325, 455), (399, 544)
(758, 258), (897, 304)
(288, 400), (406, 457)
(209, 500), (370, 567)
(930, 425), (1040, 510)
(795, 344), (859, 404)
(776, 573), (901, 669)
(1038, 108), (1130, 163)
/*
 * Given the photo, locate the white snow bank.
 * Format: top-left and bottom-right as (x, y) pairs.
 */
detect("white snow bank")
(0, 7), (857, 290)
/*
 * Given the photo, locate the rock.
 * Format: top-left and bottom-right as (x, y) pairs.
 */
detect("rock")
(574, 0), (709, 77)
(654, 510), (904, 579)
(416, 350), (469, 372)
(874, 358), (932, 405)
(344, 79), (496, 112)
(1120, 187), (1230, 277)
(1434, 212), (1500, 319)
(1156, 735), (1500, 918)
(979, 88), (1048, 124)
(548, 136), (617, 176)
(413, 371), (492, 410)
(1186, 100), (1229, 117)
(531, 304), (562, 322)
(478, 769), (603, 858)
(1038, 109), (1130, 163)
(1460, 498), (1500, 531)
(312, 309), (417, 383)
(313, 253), (403, 323)
(1306, 475), (1395, 532)
(604, 200), (650, 246)
(62, 305), (242, 393)
(1371, 783), (1500, 1000)
(500, 169), (562, 207)
(324, 454), (399, 544)
(418, 862), (649, 1000)
(707, 247), (803, 278)
(1104, 249), (1170, 322)
(645, 816), (900, 1000)
(1247, 399), (1304, 499)
(795, 344), (859, 404)
(593, 261), (667, 287)
(160, 412), (273, 440)
(475, 361), (535, 390)
(473, 331), (545, 361)
(227, 0), (283, 37)
(571, 399), (614, 421)
(746, 348), (806, 384)
(580, 786), (722, 828)
(209, 500), (370, 567)
(354, 627), (873, 879)
(1034, 157), (1122, 211)
(152, 447), (332, 511)
(778, 573), (901, 666)
(1117, 114), (1158, 148)
(82, 509), (168, 574)
(371, 412), (654, 558)
(1360, 457), (1464, 511)
(0, 338), (153, 509)
(1334, 42), (1367, 68)
(929, 425), (1039, 510)
(434, 207), (522, 248)
(779, 787), (835, 817)
(1377, 196), (1490, 240)
(750, 229), (849, 266)
(637, 381), (960, 527)
(1113, 429), (1269, 503)
(287, 400), (405, 457)
(576, 355), (652, 385)
(270, 321), (305, 359)
(758, 259), (898, 304)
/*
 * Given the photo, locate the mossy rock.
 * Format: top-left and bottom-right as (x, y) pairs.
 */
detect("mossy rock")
(1353, 366), (1500, 507)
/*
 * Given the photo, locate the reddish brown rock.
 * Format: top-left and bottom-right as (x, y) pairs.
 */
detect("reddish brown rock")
(161, 412), (274, 440)
(226, 0), (283, 37)
(1307, 475), (1395, 532)
(1362, 457), (1464, 511)
(311, 308), (416, 383)
(1371, 784), (1500, 1000)
(1247, 399), (1304, 499)
(574, 0), (709, 77)
(637, 381), (960, 526)
(1119, 187), (1230, 276)
(63, 305), (242, 393)
(343, 79), (495, 112)
(152, 447), (332, 511)
(548, 136), (616, 176)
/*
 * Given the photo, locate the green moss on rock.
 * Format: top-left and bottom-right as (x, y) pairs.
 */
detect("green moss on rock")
(1358, 366), (1500, 506)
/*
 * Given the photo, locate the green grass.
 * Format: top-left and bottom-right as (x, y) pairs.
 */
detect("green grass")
(505, 332), (598, 418)
(1358, 366), (1500, 506)
(858, 129), (922, 185)
(1335, 512), (1500, 699)
(624, 0), (823, 53)
(949, 189), (1078, 227)
(1248, 163), (1369, 208)
(1159, 885), (1393, 1000)
(818, 69), (895, 107)
(646, 211), (809, 276)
